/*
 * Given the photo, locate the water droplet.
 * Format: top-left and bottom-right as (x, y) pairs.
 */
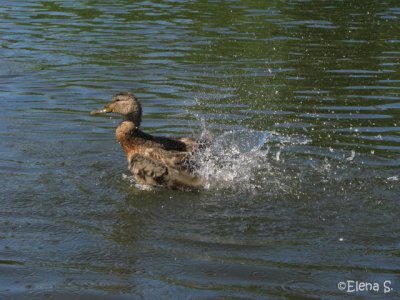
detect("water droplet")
(346, 150), (356, 161)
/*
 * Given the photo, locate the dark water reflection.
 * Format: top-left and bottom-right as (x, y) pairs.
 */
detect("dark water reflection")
(1, 0), (399, 299)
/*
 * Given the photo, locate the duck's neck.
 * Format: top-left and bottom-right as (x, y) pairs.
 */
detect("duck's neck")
(115, 119), (138, 149)
(123, 112), (141, 127)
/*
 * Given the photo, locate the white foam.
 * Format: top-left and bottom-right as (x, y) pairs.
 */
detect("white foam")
(192, 130), (272, 190)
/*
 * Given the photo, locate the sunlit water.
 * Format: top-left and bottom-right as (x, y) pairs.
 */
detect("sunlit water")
(1, 1), (400, 299)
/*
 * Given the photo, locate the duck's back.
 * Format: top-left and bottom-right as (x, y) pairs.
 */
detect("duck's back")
(118, 121), (201, 153)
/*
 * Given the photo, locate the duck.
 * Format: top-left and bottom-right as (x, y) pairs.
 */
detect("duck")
(91, 92), (207, 190)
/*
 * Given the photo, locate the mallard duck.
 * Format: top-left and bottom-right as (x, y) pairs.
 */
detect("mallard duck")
(91, 92), (206, 190)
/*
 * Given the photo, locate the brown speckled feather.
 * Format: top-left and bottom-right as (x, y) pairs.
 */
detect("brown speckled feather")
(115, 121), (204, 189)
(128, 153), (203, 189)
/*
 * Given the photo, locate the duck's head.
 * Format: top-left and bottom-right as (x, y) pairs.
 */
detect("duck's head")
(91, 92), (142, 127)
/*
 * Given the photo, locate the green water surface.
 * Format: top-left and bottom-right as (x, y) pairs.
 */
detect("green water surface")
(0, 1), (399, 299)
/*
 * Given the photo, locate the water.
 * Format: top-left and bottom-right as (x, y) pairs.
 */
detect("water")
(1, 1), (399, 298)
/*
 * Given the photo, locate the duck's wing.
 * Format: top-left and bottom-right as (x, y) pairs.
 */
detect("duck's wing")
(129, 129), (187, 151)
(151, 135), (188, 151)
(157, 134), (212, 153)
(174, 137), (198, 152)
(174, 131), (213, 152)
(136, 128), (212, 153)
(128, 153), (203, 190)
(152, 135), (209, 152)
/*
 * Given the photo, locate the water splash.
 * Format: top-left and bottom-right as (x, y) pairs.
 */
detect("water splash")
(122, 174), (155, 191)
(192, 130), (274, 191)
(346, 150), (356, 161)
(122, 119), (313, 193)
(387, 175), (399, 181)
(122, 129), (278, 192)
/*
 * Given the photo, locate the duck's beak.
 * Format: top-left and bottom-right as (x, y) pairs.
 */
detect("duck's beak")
(90, 103), (112, 115)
